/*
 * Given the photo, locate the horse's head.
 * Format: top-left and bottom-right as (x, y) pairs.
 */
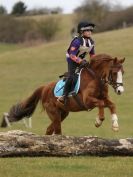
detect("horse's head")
(109, 57), (125, 95)
(90, 54), (125, 95)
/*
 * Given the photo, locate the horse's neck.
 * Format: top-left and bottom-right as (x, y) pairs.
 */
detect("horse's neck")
(80, 62), (111, 90)
(80, 68), (95, 90)
(80, 69), (90, 84)
(90, 62), (111, 80)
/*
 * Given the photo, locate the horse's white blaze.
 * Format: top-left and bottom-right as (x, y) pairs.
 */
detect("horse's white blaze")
(116, 70), (124, 93)
(95, 117), (103, 127)
(112, 114), (119, 131)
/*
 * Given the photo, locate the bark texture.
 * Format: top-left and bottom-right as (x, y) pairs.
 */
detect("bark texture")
(0, 130), (133, 157)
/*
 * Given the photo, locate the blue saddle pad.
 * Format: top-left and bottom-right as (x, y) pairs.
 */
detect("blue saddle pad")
(54, 73), (81, 97)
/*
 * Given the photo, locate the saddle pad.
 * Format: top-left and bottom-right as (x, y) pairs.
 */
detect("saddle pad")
(54, 73), (81, 97)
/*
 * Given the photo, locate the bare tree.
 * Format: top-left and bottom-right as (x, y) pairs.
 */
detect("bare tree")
(0, 5), (7, 15)
(74, 0), (110, 32)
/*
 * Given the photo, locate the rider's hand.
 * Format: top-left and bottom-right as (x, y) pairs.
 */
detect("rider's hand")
(80, 59), (88, 66)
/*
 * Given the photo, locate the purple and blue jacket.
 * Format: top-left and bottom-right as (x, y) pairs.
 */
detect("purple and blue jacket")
(66, 36), (95, 64)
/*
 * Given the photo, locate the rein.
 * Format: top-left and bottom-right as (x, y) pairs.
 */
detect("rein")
(78, 63), (96, 79)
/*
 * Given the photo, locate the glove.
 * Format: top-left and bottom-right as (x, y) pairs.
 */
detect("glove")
(80, 59), (88, 66)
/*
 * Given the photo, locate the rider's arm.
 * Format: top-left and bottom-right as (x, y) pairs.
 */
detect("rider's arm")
(69, 54), (82, 64)
(68, 39), (82, 64)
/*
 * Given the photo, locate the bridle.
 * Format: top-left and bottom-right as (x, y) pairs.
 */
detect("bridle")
(108, 64), (124, 90)
(79, 60), (124, 91)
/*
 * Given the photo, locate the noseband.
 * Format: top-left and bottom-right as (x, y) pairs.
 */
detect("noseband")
(108, 64), (124, 89)
(108, 72), (123, 89)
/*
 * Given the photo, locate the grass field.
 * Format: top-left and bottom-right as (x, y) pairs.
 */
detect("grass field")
(0, 21), (133, 177)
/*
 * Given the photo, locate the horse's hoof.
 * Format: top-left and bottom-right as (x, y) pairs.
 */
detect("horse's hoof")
(112, 126), (119, 132)
(95, 118), (102, 128)
(112, 119), (119, 132)
(95, 122), (101, 127)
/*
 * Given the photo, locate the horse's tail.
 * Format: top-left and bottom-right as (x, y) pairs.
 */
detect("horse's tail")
(1, 86), (44, 127)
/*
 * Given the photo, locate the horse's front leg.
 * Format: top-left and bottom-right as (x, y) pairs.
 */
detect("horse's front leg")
(105, 98), (119, 131)
(83, 96), (105, 127)
(95, 106), (105, 128)
(84, 96), (105, 109)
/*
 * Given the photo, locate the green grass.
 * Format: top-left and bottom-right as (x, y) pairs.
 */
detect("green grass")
(0, 43), (21, 53)
(0, 26), (133, 177)
(0, 157), (133, 177)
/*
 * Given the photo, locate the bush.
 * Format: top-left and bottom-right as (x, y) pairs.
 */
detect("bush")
(0, 16), (38, 43)
(26, 7), (63, 16)
(38, 17), (60, 41)
(0, 16), (60, 43)
(102, 6), (133, 31)
(26, 8), (50, 16)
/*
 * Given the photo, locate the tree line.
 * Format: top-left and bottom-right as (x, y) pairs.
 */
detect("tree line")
(0, 1), (61, 43)
(0, 1), (62, 16)
(0, 0), (133, 44)
(74, 0), (133, 32)
(0, 15), (60, 43)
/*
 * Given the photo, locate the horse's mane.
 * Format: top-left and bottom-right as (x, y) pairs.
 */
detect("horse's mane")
(90, 54), (114, 64)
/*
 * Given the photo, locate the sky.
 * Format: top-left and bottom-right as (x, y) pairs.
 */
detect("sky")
(0, 0), (133, 13)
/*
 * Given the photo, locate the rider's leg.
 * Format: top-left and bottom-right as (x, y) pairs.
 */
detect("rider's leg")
(58, 60), (78, 105)
(59, 76), (72, 105)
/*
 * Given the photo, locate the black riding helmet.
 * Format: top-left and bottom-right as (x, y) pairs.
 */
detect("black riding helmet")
(77, 21), (95, 33)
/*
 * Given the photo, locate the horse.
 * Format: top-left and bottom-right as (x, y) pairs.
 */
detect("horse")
(1, 54), (125, 135)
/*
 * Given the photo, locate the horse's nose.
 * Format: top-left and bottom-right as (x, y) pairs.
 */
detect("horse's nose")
(117, 90), (121, 95)
(116, 86), (124, 95)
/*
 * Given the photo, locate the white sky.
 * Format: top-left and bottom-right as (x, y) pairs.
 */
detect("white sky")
(0, 0), (133, 13)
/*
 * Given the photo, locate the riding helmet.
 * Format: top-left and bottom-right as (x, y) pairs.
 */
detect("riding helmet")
(77, 21), (95, 33)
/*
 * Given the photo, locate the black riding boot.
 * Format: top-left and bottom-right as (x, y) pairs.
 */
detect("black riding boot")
(58, 77), (72, 105)
(63, 80), (70, 105)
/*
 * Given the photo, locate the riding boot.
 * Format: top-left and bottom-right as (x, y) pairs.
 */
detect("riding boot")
(63, 90), (69, 106)
(58, 78), (71, 105)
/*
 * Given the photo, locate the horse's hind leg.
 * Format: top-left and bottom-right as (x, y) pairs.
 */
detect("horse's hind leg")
(45, 109), (69, 135)
(45, 106), (62, 135)
(45, 122), (54, 135)
(95, 106), (105, 128)
(61, 110), (69, 121)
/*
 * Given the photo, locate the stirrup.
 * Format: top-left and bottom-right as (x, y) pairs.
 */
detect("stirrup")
(57, 96), (65, 103)
(69, 91), (76, 95)
(57, 96), (68, 106)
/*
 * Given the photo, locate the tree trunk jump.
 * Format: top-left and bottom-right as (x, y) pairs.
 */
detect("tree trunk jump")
(0, 130), (132, 157)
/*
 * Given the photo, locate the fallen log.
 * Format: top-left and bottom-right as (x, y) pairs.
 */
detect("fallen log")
(0, 130), (133, 157)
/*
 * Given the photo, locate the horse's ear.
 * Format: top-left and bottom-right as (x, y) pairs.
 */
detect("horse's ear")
(120, 58), (125, 63)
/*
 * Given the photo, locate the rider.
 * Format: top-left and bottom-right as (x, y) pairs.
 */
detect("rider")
(58, 21), (96, 105)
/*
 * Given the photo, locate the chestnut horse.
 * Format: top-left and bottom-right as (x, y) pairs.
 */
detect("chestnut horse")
(1, 54), (125, 134)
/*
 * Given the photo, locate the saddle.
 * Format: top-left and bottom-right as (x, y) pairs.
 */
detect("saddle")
(54, 70), (82, 97)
